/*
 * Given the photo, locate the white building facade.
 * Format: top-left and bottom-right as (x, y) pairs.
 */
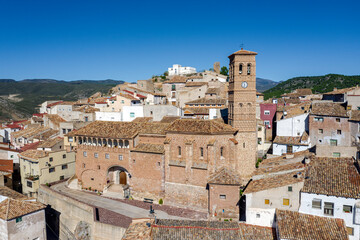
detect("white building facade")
(168, 64), (196, 76)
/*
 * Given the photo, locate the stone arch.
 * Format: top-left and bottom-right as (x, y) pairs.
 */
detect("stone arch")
(119, 140), (124, 148)
(107, 165), (130, 185)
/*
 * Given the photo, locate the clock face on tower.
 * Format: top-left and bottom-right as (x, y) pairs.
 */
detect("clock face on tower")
(241, 81), (248, 88)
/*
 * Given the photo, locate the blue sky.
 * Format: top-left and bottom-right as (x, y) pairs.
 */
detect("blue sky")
(0, 0), (359, 82)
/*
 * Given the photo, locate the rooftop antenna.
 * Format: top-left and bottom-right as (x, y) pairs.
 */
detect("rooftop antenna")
(240, 43), (244, 50)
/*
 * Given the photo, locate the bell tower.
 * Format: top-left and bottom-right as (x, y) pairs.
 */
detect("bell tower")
(228, 48), (257, 181)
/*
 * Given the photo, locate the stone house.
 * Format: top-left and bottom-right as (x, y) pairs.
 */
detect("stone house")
(11, 125), (54, 149)
(310, 101), (356, 158)
(161, 76), (187, 106)
(19, 138), (75, 198)
(260, 103), (277, 141)
(0, 186), (46, 240)
(299, 156), (360, 240)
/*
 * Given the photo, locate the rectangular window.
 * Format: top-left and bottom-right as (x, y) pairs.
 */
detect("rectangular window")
(62, 164), (68, 170)
(330, 139), (337, 146)
(16, 217), (22, 223)
(219, 195), (226, 199)
(63, 154), (66, 158)
(94, 153), (98, 158)
(333, 152), (341, 158)
(172, 85), (176, 90)
(130, 112), (135, 118)
(119, 155), (123, 161)
(49, 167), (55, 173)
(27, 181), (32, 188)
(105, 153), (110, 159)
(68, 137), (73, 142)
(49, 157), (53, 162)
(60, 175), (64, 180)
(324, 202), (334, 216)
(283, 198), (290, 206)
(82, 163), (86, 168)
(264, 121), (270, 126)
(312, 199), (321, 209)
(264, 110), (270, 115)
(343, 205), (352, 213)
(258, 138), (262, 145)
(318, 129), (323, 134)
(288, 186), (293, 192)
(314, 117), (324, 122)
(83, 151), (87, 157)
(336, 118), (340, 122)
(265, 199), (270, 205)
(337, 130), (342, 135)
(62, 129), (66, 134)
(347, 227), (354, 236)
(121, 100), (124, 104)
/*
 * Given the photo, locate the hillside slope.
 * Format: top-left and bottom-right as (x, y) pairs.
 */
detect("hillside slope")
(263, 74), (360, 99)
(256, 78), (278, 92)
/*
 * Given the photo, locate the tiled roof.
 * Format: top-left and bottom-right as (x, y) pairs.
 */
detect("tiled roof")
(185, 97), (226, 105)
(166, 119), (237, 135)
(276, 209), (348, 240)
(311, 102), (348, 117)
(139, 123), (170, 135)
(228, 49), (258, 57)
(131, 143), (164, 154)
(302, 157), (360, 199)
(12, 126), (51, 139)
(149, 219), (275, 239)
(19, 149), (48, 160)
(277, 102), (311, 119)
(323, 87), (355, 95)
(183, 107), (209, 115)
(273, 135), (309, 146)
(349, 110), (360, 121)
(0, 186), (30, 201)
(282, 88), (313, 97)
(255, 162), (305, 176)
(46, 114), (66, 126)
(37, 137), (63, 148)
(164, 75), (187, 83)
(33, 129), (58, 141)
(208, 167), (241, 185)
(159, 116), (181, 123)
(118, 93), (138, 101)
(186, 75), (203, 80)
(206, 88), (220, 94)
(185, 82), (208, 87)
(74, 105), (100, 113)
(132, 117), (153, 123)
(122, 219), (153, 240)
(244, 171), (304, 194)
(0, 198), (45, 221)
(19, 142), (41, 152)
(46, 101), (63, 108)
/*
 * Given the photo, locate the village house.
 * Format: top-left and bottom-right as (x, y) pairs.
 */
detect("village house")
(168, 64), (197, 76)
(11, 125), (55, 149)
(183, 97), (227, 119)
(310, 101), (356, 158)
(322, 86), (360, 110)
(260, 103), (277, 141)
(299, 156), (360, 240)
(0, 186), (47, 240)
(19, 138), (75, 198)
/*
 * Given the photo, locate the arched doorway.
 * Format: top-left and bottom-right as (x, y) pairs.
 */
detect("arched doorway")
(107, 166), (129, 186)
(120, 171), (127, 185)
(105, 166), (131, 199)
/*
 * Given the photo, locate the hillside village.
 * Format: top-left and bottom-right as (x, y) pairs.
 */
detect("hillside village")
(1, 49), (360, 239)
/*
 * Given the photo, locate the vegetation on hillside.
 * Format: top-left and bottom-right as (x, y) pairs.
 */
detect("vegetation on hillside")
(263, 74), (360, 100)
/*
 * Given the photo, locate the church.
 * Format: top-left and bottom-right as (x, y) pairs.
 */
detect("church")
(65, 49), (258, 220)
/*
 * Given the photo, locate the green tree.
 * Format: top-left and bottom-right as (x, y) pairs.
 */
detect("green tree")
(220, 66), (229, 76)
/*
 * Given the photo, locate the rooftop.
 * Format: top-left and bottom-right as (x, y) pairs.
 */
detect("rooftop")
(276, 209), (348, 240)
(164, 75), (187, 84)
(185, 97), (226, 105)
(166, 119), (237, 135)
(302, 157), (360, 199)
(0, 186), (31, 201)
(159, 116), (181, 123)
(0, 198), (45, 221)
(349, 110), (360, 121)
(185, 82), (208, 87)
(323, 87), (355, 95)
(19, 149), (49, 160)
(228, 48), (258, 58)
(131, 143), (165, 154)
(273, 133), (309, 146)
(311, 102), (348, 117)
(37, 137), (63, 148)
(45, 114), (66, 126)
(132, 117), (153, 123)
(208, 167), (241, 185)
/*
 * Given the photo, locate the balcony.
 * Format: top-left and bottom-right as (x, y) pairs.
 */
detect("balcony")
(25, 174), (39, 181)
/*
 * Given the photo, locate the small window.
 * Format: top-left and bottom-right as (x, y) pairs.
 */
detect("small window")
(62, 129), (66, 134)
(336, 118), (340, 122)
(27, 181), (32, 188)
(264, 110), (270, 115)
(157, 162), (161, 167)
(62, 164), (68, 170)
(119, 155), (123, 161)
(91, 178), (94, 181)
(256, 213), (260, 218)
(318, 129), (323, 134)
(337, 129), (342, 135)
(94, 153), (98, 158)
(49, 157), (53, 162)
(283, 198), (290, 206)
(178, 146), (181, 156)
(68, 137), (73, 142)
(324, 202), (334, 216)
(121, 100), (125, 104)
(343, 205), (352, 213)
(97, 165), (100, 170)
(172, 85), (176, 90)
(49, 167), (55, 173)
(265, 199), (270, 205)
(330, 139), (337, 146)
(83, 151), (87, 157)
(130, 112), (135, 118)
(239, 64), (243, 74)
(314, 117), (324, 122)
(247, 63), (251, 75)
(333, 152), (341, 158)
(82, 163), (86, 168)
(200, 147), (204, 157)
(220, 147), (224, 157)
(60, 175), (64, 180)
(105, 153), (110, 159)
(288, 186), (293, 192)
(16, 217), (22, 223)
(220, 195), (226, 199)
(62, 154), (66, 159)
(347, 227), (354, 236)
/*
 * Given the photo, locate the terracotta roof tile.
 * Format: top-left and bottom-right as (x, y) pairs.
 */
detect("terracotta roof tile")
(244, 171), (304, 194)
(228, 49), (258, 57)
(19, 142), (41, 152)
(131, 143), (164, 154)
(37, 137), (63, 148)
(19, 149), (49, 160)
(183, 108), (209, 115)
(311, 102), (348, 117)
(166, 119), (237, 135)
(164, 75), (187, 83)
(0, 186), (30, 201)
(132, 117), (153, 123)
(45, 114), (66, 126)
(349, 110), (360, 121)
(185, 97), (226, 105)
(206, 88), (220, 94)
(302, 157), (360, 198)
(159, 116), (181, 123)
(323, 87), (355, 95)
(74, 105), (100, 113)
(0, 198), (45, 221)
(208, 167), (241, 185)
(276, 209), (348, 240)
(185, 82), (208, 87)
(273, 134), (309, 146)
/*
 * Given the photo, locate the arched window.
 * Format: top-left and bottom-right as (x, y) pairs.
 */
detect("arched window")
(200, 147), (204, 157)
(124, 140), (129, 148)
(220, 147), (224, 157)
(247, 63), (251, 75)
(178, 146), (182, 156)
(119, 140), (124, 148)
(239, 64), (243, 74)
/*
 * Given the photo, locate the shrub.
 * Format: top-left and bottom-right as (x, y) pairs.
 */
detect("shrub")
(159, 198), (163, 205)
(89, 187), (91, 191)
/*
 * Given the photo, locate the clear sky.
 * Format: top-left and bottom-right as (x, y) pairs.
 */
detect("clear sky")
(0, 0), (359, 82)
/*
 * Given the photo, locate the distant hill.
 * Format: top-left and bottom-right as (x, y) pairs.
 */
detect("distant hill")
(263, 74), (360, 100)
(256, 78), (279, 92)
(0, 79), (124, 121)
